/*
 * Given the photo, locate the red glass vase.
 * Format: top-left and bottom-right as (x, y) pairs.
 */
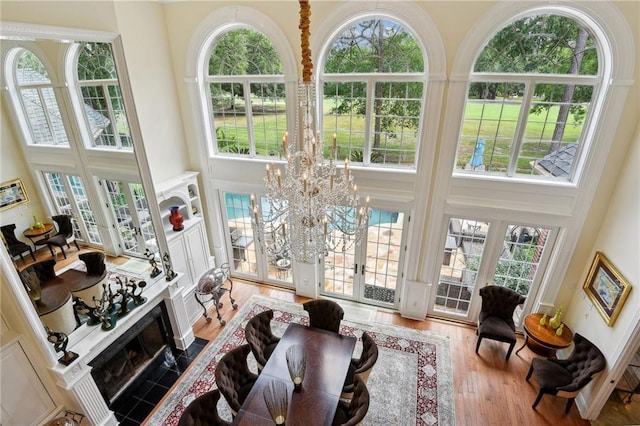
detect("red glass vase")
(169, 206), (184, 231)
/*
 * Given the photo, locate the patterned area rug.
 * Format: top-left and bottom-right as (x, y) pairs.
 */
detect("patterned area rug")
(145, 295), (455, 426)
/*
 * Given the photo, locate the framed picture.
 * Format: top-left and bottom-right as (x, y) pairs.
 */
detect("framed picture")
(583, 251), (632, 326)
(0, 179), (29, 211)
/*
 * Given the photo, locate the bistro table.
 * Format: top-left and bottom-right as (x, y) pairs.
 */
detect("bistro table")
(23, 223), (55, 249)
(516, 313), (573, 358)
(232, 323), (357, 426)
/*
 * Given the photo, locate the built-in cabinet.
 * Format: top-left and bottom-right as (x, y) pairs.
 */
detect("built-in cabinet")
(156, 172), (213, 322)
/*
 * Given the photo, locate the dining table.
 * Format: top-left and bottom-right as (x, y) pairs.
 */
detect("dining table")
(232, 322), (357, 425)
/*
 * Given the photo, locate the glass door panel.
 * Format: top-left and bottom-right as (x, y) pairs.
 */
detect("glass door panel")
(224, 192), (258, 277)
(434, 219), (488, 318)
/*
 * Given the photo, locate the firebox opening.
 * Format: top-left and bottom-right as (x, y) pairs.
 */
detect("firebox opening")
(89, 303), (174, 405)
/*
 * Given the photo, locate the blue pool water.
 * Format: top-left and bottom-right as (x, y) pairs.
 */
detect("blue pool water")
(224, 193), (398, 225)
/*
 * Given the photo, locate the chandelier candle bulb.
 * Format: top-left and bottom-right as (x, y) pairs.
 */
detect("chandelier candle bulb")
(333, 133), (337, 152)
(266, 164), (271, 182)
(277, 169), (282, 188)
(323, 216), (328, 235)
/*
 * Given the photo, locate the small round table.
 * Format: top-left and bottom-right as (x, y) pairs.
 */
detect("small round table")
(516, 313), (573, 357)
(23, 223), (55, 248)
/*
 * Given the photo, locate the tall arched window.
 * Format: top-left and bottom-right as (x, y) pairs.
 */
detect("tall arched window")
(320, 18), (426, 168)
(206, 28), (286, 157)
(455, 13), (600, 181)
(77, 42), (132, 149)
(12, 49), (69, 146)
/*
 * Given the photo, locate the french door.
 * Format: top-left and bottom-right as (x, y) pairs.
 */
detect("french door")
(429, 216), (555, 327)
(43, 172), (102, 245)
(102, 179), (155, 257)
(321, 209), (406, 309)
(221, 191), (294, 287)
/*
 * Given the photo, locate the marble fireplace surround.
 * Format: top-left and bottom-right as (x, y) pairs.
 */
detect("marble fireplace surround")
(44, 273), (194, 426)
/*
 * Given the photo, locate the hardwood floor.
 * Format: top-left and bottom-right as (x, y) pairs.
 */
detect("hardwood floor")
(17, 249), (591, 425)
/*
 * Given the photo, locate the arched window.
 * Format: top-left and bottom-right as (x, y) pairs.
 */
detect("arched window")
(77, 42), (132, 149)
(320, 18), (425, 168)
(206, 28), (286, 157)
(12, 49), (69, 146)
(455, 14), (600, 181)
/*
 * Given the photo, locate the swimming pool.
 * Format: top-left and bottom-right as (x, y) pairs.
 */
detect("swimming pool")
(224, 193), (398, 225)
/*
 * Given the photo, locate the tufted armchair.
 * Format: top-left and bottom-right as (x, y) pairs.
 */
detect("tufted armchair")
(178, 389), (231, 426)
(333, 374), (370, 426)
(244, 309), (280, 372)
(46, 214), (80, 259)
(526, 332), (606, 413)
(342, 331), (378, 398)
(1, 224), (35, 263)
(215, 344), (258, 417)
(303, 299), (344, 333)
(476, 285), (526, 360)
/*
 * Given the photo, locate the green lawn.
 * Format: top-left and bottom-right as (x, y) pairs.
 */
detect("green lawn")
(214, 97), (585, 172)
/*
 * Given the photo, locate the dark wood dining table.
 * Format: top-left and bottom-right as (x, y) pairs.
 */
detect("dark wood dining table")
(232, 322), (357, 426)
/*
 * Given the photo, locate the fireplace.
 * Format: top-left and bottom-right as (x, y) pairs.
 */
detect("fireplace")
(89, 303), (173, 405)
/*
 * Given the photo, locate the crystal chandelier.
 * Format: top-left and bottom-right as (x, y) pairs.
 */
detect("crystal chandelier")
(250, 0), (370, 264)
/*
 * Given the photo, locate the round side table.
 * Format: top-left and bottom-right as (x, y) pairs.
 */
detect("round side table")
(516, 313), (573, 357)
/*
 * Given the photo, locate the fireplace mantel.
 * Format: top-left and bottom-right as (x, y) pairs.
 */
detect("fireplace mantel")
(45, 272), (194, 426)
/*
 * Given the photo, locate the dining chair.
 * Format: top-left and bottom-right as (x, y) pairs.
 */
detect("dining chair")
(215, 344), (258, 417)
(46, 214), (80, 259)
(526, 332), (606, 413)
(178, 389), (231, 426)
(333, 374), (370, 426)
(475, 285), (526, 360)
(1, 224), (36, 263)
(244, 309), (280, 372)
(342, 331), (378, 398)
(303, 299), (344, 333)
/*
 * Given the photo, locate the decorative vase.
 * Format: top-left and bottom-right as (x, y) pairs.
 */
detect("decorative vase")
(539, 313), (547, 326)
(556, 323), (564, 336)
(549, 306), (563, 329)
(32, 214), (44, 230)
(169, 206), (184, 231)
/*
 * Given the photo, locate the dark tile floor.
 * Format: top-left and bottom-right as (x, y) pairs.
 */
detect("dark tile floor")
(111, 337), (208, 425)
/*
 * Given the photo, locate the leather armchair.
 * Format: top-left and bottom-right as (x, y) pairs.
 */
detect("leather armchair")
(303, 299), (344, 333)
(245, 309), (280, 372)
(214, 344), (258, 416)
(178, 389), (231, 426)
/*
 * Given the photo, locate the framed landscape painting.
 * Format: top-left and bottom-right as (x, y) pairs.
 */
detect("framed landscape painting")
(0, 179), (29, 211)
(583, 251), (632, 326)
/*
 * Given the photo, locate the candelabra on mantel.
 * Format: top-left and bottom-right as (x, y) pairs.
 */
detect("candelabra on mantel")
(250, 0), (370, 264)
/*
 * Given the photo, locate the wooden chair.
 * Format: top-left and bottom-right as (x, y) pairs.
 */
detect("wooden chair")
(46, 215), (79, 259)
(475, 285), (526, 360)
(245, 309), (280, 372)
(303, 299), (344, 333)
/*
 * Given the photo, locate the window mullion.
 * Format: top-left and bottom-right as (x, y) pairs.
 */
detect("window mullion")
(363, 77), (375, 164)
(507, 82), (535, 177)
(103, 83), (121, 148)
(244, 80), (256, 156)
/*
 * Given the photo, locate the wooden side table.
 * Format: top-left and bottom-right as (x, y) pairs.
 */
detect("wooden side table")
(516, 313), (573, 357)
(23, 223), (55, 249)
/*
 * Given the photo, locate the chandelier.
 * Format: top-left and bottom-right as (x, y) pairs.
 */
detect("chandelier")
(250, 0), (370, 264)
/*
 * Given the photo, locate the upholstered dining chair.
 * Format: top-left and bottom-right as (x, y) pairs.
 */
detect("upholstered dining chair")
(303, 299), (344, 333)
(244, 309), (280, 372)
(215, 344), (258, 417)
(178, 389), (231, 426)
(46, 215), (79, 259)
(475, 285), (526, 360)
(342, 331), (378, 398)
(1, 224), (35, 263)
(526, 332), (606, 413)
(333, 374), (370, 426)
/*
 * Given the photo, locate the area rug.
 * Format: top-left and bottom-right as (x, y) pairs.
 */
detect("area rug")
(145, 294), (455, 426)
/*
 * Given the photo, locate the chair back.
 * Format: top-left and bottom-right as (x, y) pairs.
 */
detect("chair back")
(344, 374), (370, 426)
(1, 224), (21, 245)
(178, 389), (230, 426)
(214, 344), (258, 415)
(478, 285), (526, 329)
(559, 333), (606, 392)
(245, 310), (280, 369)
(52, 215), (73, 238)
(303, 299), (344, 333)
(354, 332), (379, 380)
(79, 252), (106, 276)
